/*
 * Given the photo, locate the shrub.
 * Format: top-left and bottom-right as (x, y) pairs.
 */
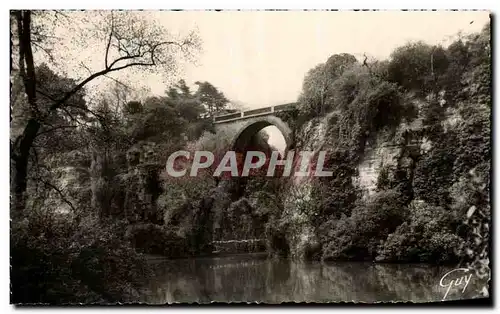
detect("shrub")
(376, 201), (462, 263)
(413, 137), (457, 207)
(387, 41), (448, 93)
(321, 190), (407, 261)
(11, 211), (153, 304)
(298, 54), (358, 118)
(311, 150), (359, 219)
(124, 223), (192, 257)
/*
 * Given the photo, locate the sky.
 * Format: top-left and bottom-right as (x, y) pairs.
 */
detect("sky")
(150, 10), (490, 107)
(147, 10), (488, 150)
(47, 10), (491, 151)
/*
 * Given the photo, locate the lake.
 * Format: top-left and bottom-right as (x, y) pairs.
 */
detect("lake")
(140, 253), (488, 304)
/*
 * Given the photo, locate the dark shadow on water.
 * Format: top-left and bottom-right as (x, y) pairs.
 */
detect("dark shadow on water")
(139, 254), (490, 304)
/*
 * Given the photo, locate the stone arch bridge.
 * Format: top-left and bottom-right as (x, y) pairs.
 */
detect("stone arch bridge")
(213, 103), (296, 151)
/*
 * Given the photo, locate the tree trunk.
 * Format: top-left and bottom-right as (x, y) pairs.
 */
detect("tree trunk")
(12, 10), (39, 212)
(12, 118), (40, 211)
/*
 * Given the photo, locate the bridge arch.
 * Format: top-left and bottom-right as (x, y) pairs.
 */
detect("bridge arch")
(213, 103), (296, 153)
(231, 115), (293, 152)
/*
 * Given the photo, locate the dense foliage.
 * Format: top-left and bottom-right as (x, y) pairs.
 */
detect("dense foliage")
(11, 61), (232, 302)
(10, 10), (490, 303)
(286, 22), (490, 267)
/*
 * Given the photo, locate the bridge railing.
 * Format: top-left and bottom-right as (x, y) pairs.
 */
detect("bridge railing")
(273, 102), (296, 112)
(213, 103), (297, 123)
(213, 112), (242, 122)
(242, 107), (272, 117)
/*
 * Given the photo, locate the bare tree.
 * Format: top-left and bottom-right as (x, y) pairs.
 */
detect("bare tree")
(11, 10), (201, 211)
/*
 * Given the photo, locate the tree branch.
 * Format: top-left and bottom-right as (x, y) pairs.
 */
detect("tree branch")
(64, 103), (106, 122)
(47, 32), (188, 118)
(32, 41), (54, 63)
(106, 54), (141, 70)
(104, 12), (114, 68)
(36, 177), (76, 213)
(48, 69), (110, 112)
(103, 74), (131, 89)
(80, 61), (93, 75)
(35, 125), (77, 138)
(109, 61), (155, 72)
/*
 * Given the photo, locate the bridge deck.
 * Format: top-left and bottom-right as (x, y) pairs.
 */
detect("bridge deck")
(214, 103), (296, 124)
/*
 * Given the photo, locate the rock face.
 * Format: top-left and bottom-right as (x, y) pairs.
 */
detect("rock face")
(275, 92), (472, 261)
(355, 104), (463, 197)
(122, 141), (220, 256)
(355, 117), (424, 196)
(356, 144), (400, 195)
(120, 164), (163, 224)
(275, 108), (425, 260)
(272, 115), (331, 260)
(119, 143), (163, 224)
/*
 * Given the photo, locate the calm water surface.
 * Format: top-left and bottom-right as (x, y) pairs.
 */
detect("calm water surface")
(140, 253), (488, 304)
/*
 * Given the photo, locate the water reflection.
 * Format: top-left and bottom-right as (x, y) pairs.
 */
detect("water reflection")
(141, 253), (488, 304)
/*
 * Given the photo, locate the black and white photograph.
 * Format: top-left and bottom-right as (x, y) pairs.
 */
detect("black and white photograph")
(8, 9), (492, 305)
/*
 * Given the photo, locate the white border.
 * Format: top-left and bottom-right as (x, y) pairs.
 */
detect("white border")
(1, 1), (499, 313)
(2, 1), (500, 10)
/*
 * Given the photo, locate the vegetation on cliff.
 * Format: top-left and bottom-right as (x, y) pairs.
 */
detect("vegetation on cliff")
(280, 22), (490, 269)
(10, 10), (490, 303)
